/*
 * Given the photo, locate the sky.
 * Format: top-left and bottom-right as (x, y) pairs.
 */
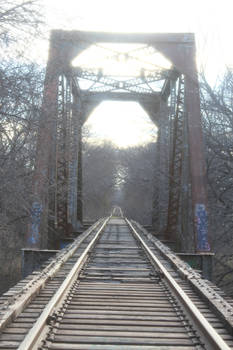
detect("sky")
(40, 0), (233, 148)
(84, 102), (157, 148)
(42, 0), (233, 75)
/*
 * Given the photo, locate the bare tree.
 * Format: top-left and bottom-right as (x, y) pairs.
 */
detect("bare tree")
(0, 0), (44, 57)
(200, 70), (233, 295)
(0, 0), (45, 294)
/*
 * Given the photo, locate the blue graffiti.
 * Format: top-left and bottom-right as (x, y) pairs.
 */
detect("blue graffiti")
(195, 204), (210, 251)
(29, 202), (42, 245)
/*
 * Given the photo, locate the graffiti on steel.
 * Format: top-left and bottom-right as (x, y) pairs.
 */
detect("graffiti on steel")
(195, 204), (210, 251)
(29, 201), (42, 245)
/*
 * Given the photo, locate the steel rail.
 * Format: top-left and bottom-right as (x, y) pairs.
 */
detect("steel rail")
(131, 220), (233, 334)
(126, 218), (231, 350)
(0, 218), (104, 331)
(18, 216), (110, 350)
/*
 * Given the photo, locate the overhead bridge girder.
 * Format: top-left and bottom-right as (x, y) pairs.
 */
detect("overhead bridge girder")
(70, 66), (172, 94)
(27, 30), (210, 254)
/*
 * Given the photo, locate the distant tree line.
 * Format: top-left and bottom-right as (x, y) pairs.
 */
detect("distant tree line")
(82, 139), (156, 224)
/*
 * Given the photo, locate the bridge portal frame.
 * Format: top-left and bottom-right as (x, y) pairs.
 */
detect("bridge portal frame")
(27, 30), (210, 253)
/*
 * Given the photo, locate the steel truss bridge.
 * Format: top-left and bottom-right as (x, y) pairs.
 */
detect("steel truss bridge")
(2, 31), (231, 349)
(27, 30), (210, 254)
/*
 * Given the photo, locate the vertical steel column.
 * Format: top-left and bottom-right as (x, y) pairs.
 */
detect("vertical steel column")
(185, 46), (210, 252)
(77, 129), (83, 225)
(55, 75), (69, 232)
(169, 79), (177, 159)
(27, 38), (60, 248)
(154, 36), (210, 252)
(180, 104), (193, 252)
(156, 101), (170, 233)
(152, 126), (161, 231)
(166, 77), (185, 244)
(139, 102), (161, 232)
(67, 88), (79, 230)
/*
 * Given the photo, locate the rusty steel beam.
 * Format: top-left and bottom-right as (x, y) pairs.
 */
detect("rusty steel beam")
(149, 38), (210, 252)
(26, 39), (60, 248)
(71, 66), (170, 94)
(55, 75), (70, 233)
(80, 90), (161, 102)
(52, 30), (194, 45)
(184, 54), (210, 252)
(67, 92), (79, 229)
(77, 133), (83, 225)
(166, 76), (185, 245)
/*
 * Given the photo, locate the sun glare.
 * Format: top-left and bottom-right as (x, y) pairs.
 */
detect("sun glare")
(42, 0), (233, 85)
(39, 0), (233, 148)
(84, 101), (157, 148)
(72, 44), (172, 76)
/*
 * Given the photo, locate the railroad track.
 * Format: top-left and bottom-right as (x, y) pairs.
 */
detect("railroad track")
(1, 214), (233, 349)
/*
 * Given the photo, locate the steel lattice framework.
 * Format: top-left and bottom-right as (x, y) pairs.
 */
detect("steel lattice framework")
(166, 76), (185, 240)
(27, 30), (210, 253)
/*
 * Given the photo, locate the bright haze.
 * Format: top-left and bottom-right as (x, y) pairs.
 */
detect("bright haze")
(41, 0), (233, 148)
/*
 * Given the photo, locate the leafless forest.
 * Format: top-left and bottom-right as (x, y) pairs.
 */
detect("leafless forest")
(0, 1), (233, 296)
